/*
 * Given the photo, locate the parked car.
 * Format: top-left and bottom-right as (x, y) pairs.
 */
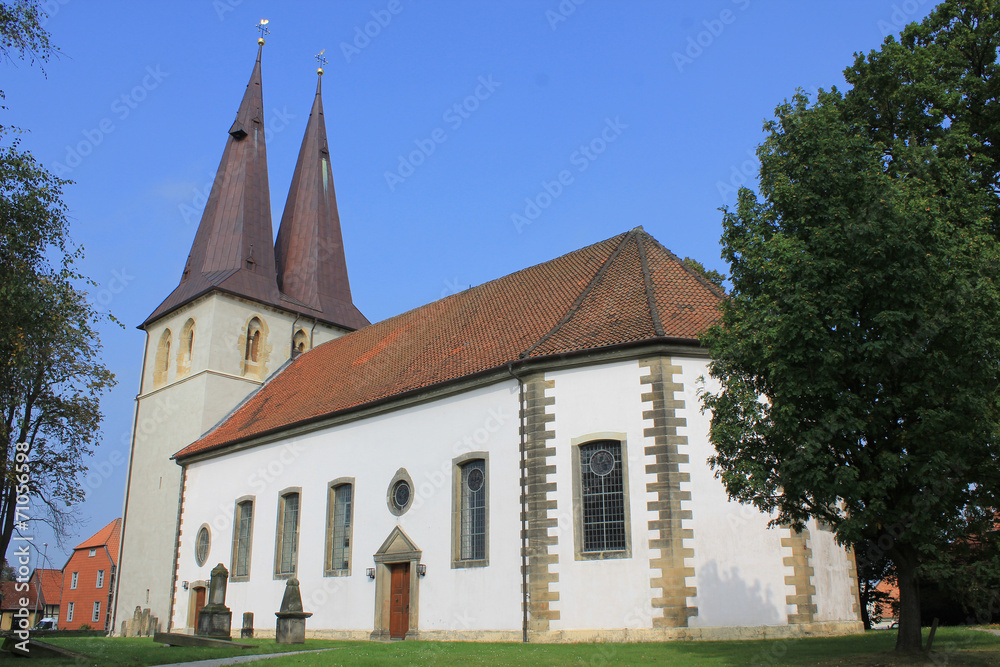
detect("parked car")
(33, 617), (57, 630)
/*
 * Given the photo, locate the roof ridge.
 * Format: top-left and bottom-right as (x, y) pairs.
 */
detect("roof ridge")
(520, 228), (638, 359)
(635, 232), (665, 337)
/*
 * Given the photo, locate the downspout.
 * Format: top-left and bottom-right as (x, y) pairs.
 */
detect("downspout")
(507, 361), (528, 643)
(309, 318), (317, 349)
(111, 328), (150, 636)
(290, 314), (301, 357)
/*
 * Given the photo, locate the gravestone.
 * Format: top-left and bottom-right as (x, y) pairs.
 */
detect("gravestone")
(196, 563), (233, 639)
(241, 612), (254, 639)
(275, 578), (312, 644)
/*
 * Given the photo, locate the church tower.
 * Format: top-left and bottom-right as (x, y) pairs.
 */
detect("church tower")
(113, 44), (367, 633)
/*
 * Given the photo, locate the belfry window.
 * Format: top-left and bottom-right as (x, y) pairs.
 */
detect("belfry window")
(153, 329), (172, 387)
(245, 318), (263, 363)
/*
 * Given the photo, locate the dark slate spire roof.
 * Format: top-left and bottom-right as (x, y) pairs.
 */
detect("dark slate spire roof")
(143, 45), (280, 327)
(274, 74), (368, 331)
(176, 228), (725, 460)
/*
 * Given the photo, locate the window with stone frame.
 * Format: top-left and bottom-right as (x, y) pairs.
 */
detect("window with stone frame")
(66, 601), (74, 622)
(231, 497), (254, 581)
(71, 572), (78, 589)
(96, 569), (104, 588)
(274, 489), (301, 577)
(572, 437), (632, 560)
(451, 453), (489, 568)
(153, 328), (172, 387)
(92, 600), (100, 623)
(324, 480), (354, 576)
(177, 318), (195, 377)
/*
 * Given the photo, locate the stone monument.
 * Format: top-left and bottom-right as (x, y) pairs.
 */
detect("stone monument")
(196, 563), (233, 639)
(275, 578), (312, 644)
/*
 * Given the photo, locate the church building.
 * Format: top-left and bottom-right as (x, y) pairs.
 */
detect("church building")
(115, 42), (863, 641)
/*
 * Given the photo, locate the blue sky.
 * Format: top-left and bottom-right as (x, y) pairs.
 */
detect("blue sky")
(3, 0), (936, 568)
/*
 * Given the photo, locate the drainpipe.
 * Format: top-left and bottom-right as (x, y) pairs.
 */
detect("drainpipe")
(507, 361), (529, 643)
(290, 314), (301, 357)
(309, 318), (317, 348)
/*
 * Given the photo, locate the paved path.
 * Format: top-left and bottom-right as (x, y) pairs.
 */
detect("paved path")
(155, 647), (343, 667)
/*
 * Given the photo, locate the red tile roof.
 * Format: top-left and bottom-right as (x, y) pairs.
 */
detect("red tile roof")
(0, 580), (38, 611)
(75, 518), (122, 565)
(175, 228), (723, 460)
(32, 569), (62, 606)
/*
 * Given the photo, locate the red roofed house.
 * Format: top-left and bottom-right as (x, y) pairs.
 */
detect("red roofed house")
(114, 42), (864, 641)
(0, 580), (39, 630)
(61, 518), (120, 631)
(30, 568), (63, 622)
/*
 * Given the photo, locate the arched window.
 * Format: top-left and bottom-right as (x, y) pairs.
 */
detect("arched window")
(242, 317), (269, 379)
(274, 488), (300, 577)
(572, 438), (631, 559)
(231, 497), (254, 581)
(325, 479), (354, 576)
(177, 319), (195, 377)
(245, 318), (263, 363)
(292, 329), (309, 355)
(153, 329), (172, 388)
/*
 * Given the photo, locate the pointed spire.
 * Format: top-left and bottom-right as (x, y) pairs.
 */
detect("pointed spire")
(274, 70), (369, 331)
(143, 43), (281, 327)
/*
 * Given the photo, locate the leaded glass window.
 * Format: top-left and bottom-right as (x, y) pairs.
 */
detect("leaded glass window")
(580, 440), (626, 552)
(276, 492), (299, 575)
(460, 460), (486, 560)
(234, 500), (253, 577)
(330, 484), (352, 571)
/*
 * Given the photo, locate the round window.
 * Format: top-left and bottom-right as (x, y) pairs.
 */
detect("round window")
(590, 449), (615, 477)
(195, 525), (211, 566)
(392, 480), (411, 510)
(467, 467), (485, 492)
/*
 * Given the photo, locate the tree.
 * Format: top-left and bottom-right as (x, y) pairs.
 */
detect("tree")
(855, 542), (896, 631)
(681, 257), (727, 292)
(0, 1), (115, 561)
(701, 0), (1000, 653)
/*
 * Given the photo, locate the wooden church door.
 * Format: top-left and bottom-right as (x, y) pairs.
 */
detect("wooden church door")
(193, 586), (206, 622)
(389, 563), (410, 639)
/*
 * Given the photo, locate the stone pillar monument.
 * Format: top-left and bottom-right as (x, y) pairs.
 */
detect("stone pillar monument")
(196, 564), (233, 639)
(275, 578), (312, 644)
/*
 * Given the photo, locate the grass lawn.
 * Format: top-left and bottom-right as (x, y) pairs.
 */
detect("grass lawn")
(0, 627), (995, 666)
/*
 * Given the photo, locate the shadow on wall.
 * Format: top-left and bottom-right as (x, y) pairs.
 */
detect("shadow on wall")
(697, 560), (782, 626)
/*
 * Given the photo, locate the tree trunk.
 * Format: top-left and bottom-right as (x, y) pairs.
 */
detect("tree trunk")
(894, 550), (922, 652)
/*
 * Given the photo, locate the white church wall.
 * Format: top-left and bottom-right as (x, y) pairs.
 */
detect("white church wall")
(810, 525), (858, 622)
(546, 360), (655, 631)
(679, 356), (792, 628)
(174, 380), (524, 635)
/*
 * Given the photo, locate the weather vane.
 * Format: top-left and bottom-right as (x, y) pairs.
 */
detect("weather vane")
(315, 49), (327, 75)
(256, 19), (270, 45)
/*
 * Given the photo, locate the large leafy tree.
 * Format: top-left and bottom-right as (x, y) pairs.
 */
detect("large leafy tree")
(702, 0), (1000, 653)
(0, 1), (114, 561)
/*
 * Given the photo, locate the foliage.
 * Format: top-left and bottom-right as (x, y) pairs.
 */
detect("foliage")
(0, 0), (114, 560)
(701, 0), (1000, 653)
(681, 257), (726, 292)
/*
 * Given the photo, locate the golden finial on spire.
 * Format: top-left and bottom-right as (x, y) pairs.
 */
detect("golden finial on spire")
(256, 19), (270, 45)
(315, 49), (327, 75)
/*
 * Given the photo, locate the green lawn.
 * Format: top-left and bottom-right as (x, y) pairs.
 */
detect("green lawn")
(0, 627), (995, 666)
